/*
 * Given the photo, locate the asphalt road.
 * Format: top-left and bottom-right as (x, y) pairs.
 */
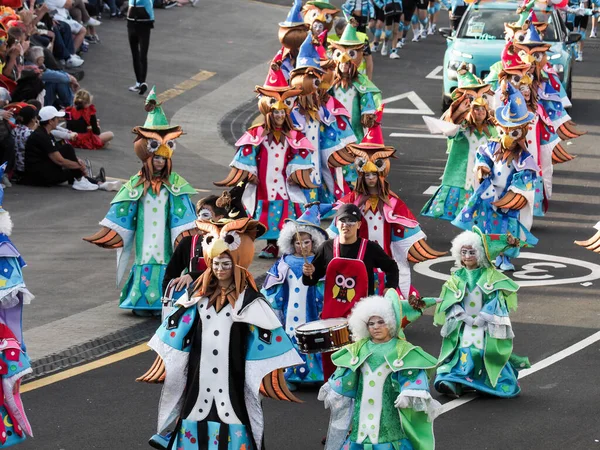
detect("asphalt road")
(9, 0), (600, 448)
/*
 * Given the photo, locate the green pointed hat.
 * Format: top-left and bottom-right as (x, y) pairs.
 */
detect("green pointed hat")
(336, 15), (365, 47)
(472, 226), (530, 264)
(456, 63), (487, 90)
(141, 86), (177, 131)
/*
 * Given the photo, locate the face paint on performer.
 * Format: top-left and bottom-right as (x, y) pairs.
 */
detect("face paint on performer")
(197, 207), (214, 221)
(293, 232), (313, 257)
(367, 315), (392, 343)
(152, 155), (166, 172)
(213, 254), (234, 283)
(364, 171), (379, 189)
(460, 245), (479, 270)
(272, 108), (286, 127)
(471, 105), (487, 125)
(337, 217), (361, 243)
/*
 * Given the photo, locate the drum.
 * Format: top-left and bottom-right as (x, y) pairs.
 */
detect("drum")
(161, 279), (190, 321)
(295, 318), (351, 354)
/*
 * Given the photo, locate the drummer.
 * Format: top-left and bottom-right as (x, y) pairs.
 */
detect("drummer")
(302, 203), (399, 378)
(161, 195), (227, 293)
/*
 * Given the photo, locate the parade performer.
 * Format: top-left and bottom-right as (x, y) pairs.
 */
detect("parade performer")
(329, 20), (382, 143)
(303, 0), (340, 40)
(290, 35), (356, 204)
(319, 289), (441, 450)
(452, 85), (539, 271)
(575, 221), (600, 254)
(331, 106), (446, 298)
(215, 67), (316, 260)
(262, 203), (329, 386)
(422, 65), (497, 222)
(0, 162), (34, 447)
(272, 0), (310, 81)
(422, 227), (531, 398)
(149, 217), (303, 450)
(84, 88), (197, 315)
(493, 44), (559, 218)
(302, 203), (399, 378)
(511, 21), (585, 144)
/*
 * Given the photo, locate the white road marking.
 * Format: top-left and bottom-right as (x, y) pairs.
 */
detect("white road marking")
(581, 282), (593, 287)
(414, 252), (600, 287)
(426, 65), (444, 80)
(439, 330), (600, 415)
(389, 133), (446, 139)
(382, 91), (435, 115)
(423, 185), (439, 195)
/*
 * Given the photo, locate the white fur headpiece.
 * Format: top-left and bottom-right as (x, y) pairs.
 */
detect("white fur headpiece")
(450, 230), (489, 268)
(277, 222), (327, 256)
(348, 295), (397, 341)
(0, 211), (13, 236)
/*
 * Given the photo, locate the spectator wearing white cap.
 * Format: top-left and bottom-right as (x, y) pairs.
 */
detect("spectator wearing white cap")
(22, 105), (98, 191)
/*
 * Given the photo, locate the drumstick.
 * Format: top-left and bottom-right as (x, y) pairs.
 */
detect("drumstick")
(296, 224), (312, 279)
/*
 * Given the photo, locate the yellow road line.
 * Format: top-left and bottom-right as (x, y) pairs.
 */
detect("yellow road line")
(157, 70), (216, 103)
(21, 343), (151, 394)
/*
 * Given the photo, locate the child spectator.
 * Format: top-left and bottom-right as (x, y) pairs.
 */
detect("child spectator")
(65, 89), (113, 149)
(12, 104), (38, 182)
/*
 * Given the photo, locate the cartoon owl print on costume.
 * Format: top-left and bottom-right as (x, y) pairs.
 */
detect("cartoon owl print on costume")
(331, 273), (356, 302)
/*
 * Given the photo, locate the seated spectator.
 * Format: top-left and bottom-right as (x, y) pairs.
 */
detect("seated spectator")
(11, 104), (38, 182)
(10, 68), (45, 105)
(0, 87), (15, 187)
(26, 45), (78, 107)
(22, 105), (98, 190)
(65, 88), (113, 149)
(0, 28), (20, 92)
(44, 0), (88, 56)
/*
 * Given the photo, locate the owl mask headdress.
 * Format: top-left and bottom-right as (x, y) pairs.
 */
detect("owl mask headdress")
(290, 34), (325, 117)
(275, 0), (309, 69)
(448, 64), (495, 133)
(255, 67), (302, 138)
(494, 83), (535, 163)
(191, 218), (266, 311)
(346, 105), (396, 206)
(329, 21), (364, 89)
(302, 0), (339, 36)
(511, 21), (551, 81)
(132, 87), (183, 194)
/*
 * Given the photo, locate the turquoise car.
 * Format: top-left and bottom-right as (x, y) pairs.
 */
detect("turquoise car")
(439, 0), (581, 111)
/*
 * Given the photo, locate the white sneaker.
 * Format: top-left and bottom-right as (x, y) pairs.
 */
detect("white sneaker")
(427, 25), (435, 35)
(191, 0), (200, 6)
(72, 178), (99, 191)
(66, 56), (84, 68)
(576, 53), (583, 62)
(381, 41), (389, 56)
(389, 49), (400, 59)
(129, 82), (141, 92)
(71, 54), (84, 62)
(412, 33), (421, 42)
(420, 27), (427, 38)
(98, 180), (122, 191)
(396, 38), (405, 49)
(590, 29), (597, 38)
(370, 42), (381, 53)
(85, 17), (102, 26)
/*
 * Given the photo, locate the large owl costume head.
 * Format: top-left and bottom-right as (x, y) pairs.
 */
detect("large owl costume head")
(192, 218), (266, 311)
(277, 0), (309, 52)
(346, 106), (396, 202)
(512, 21), (551, 81)
(329, 22), (364, 89)
(494, 83), (535, 162)
(290, 34), (325, 114)
(255, 67), (302, 135)
(447, 64), (495, 129)
(505, 3), (548, 41)
(302, 0), (339, 36)
(498, 46), (537, 111)
(131, 87), (183, 193)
